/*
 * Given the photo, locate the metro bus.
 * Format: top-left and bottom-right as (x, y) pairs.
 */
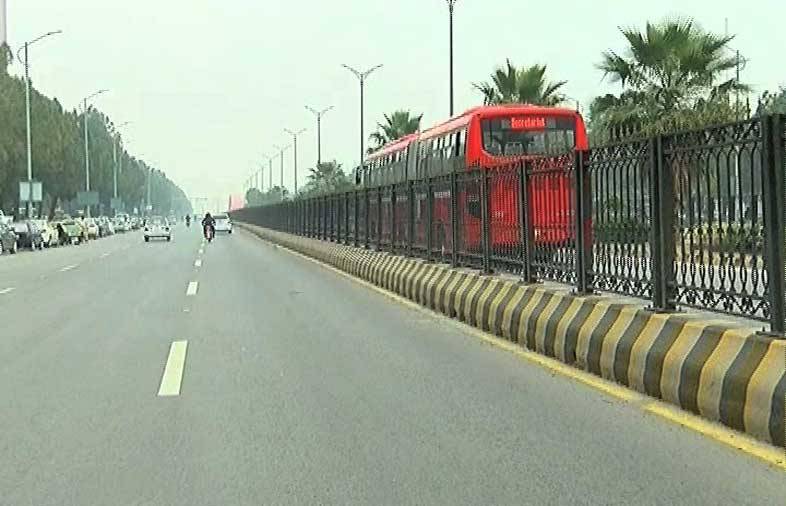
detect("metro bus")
(359, 104), (589, 253)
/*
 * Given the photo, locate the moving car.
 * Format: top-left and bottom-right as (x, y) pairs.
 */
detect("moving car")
(12, 220), (45, 250)
(214, 213), (233, 234)
(143, 216), (172, 242)
(0, 222), (18, 254)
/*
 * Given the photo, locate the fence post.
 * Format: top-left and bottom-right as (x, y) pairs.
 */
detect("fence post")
(518, 161), (534, 283)
(426, 176), (434, 262)
(649, 135), (677, 312)
(450, 171), (458, 267)
(376, 187), (383, 251)
(364, 188), (370, 249)
(480, 170), (492, 274)
(323, 195), (329, 240)
(407, 180), (415, 257)
(573, 150), (593, 294)
(391, 186), (397, 253)
(761, 114), (786, 335)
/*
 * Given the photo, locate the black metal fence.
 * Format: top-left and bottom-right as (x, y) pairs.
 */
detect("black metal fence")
(231, 114), (786, 335)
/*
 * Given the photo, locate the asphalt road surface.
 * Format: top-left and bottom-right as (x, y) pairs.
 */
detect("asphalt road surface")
(1, 227), (784, 505)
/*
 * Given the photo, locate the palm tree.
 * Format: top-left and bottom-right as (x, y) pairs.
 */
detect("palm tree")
(302, 161), (352, 195)
(472, 60), (566, 106)
(594, 18), (747, 133)
(368, 110), (422, 151)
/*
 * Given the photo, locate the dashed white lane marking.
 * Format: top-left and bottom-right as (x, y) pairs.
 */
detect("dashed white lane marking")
(198, 248), (204, 255)
(157, 340), (188, 397)
(194, 259), (202, 268)
(186, 281), (199, 296)
(100, 252), (111, 258)
(60, 264), (77, 272)
(0, 287), (15, 295)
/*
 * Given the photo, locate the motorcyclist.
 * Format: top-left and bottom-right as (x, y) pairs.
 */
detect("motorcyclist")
(201, 212), (216, 241)
(185, 214), (191, 227)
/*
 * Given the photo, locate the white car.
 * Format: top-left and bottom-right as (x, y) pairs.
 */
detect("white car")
(32, 219), (58, 247)
(213, 213), (233, 234)
(143, 216), (172, 242)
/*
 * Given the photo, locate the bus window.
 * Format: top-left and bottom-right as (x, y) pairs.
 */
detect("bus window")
(481, 116), (575, 156)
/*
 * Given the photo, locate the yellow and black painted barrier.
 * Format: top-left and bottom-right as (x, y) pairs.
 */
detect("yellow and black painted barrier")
(239, 224), (785, 448)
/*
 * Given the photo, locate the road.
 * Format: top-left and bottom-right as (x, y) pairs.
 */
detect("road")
(1, 227), (783, 505)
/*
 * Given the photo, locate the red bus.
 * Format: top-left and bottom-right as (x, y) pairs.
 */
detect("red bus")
(361, 105), (589, 252)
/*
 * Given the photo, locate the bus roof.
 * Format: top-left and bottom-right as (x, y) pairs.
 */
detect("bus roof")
(365, 133), (419, 161)
(419, 104), (581, 141)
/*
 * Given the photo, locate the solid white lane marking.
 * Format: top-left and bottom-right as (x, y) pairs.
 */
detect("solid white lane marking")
(194, 259), (202, 268)
(0, 287), (15, 295)
(60, 264), (77, 272)
(157, 340), (188, 397)
(186, 281), (199, 296)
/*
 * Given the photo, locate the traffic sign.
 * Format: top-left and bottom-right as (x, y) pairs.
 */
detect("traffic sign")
(19, 181), (42, 202)
(77, 191), (99, 206)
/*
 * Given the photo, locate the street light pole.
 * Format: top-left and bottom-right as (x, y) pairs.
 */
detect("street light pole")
(17, 30), (62, 218)
(81, 89), (108, 218)
(284, 128), (306, 196)
(113, 121), (131, 210)
(446, 0), (458, 116)
(305, 105), (333, 168)
(342, 64), (383, 173)
(273, 144), (290, 196)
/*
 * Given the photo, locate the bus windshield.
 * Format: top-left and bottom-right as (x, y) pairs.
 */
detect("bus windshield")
(481, 116), (575, 156)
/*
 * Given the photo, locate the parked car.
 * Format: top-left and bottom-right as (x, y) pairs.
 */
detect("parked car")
(214, 213), (233, 234)
(55, 219), (86, 245)
(143, 216), (172, 242)
(12, 220), (45, 250)
(83, 218), (100, 239)
(31, 219), (58, 247)
(98, 217), (115, 237)
(0, 222), (18, 254)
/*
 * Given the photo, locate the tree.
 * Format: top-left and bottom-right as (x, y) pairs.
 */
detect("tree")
(245, 188), (264, 207)
(473, 60), (566, 106)
(369, 110), (422, 151)
(591, 18), (748, 140)
(0, 64), (190, 218)
(300, 161), (353, 196)
(758, 88), (786, 115)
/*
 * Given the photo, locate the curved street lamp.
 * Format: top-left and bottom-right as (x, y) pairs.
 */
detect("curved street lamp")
(284, 128), (307, 196)
(305, 105), (334, 167)
(81, 89), (109, 217)
(342, 64), (383, 172)
(17, 30), (62, 217)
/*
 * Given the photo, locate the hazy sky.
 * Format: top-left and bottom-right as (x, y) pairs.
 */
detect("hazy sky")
(6, 1), (785, 206)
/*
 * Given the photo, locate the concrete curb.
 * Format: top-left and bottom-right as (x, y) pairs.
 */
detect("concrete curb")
(239, 223), (785, 447)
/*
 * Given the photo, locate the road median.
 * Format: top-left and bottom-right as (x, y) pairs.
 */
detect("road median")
(237, 222), (785, 449)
